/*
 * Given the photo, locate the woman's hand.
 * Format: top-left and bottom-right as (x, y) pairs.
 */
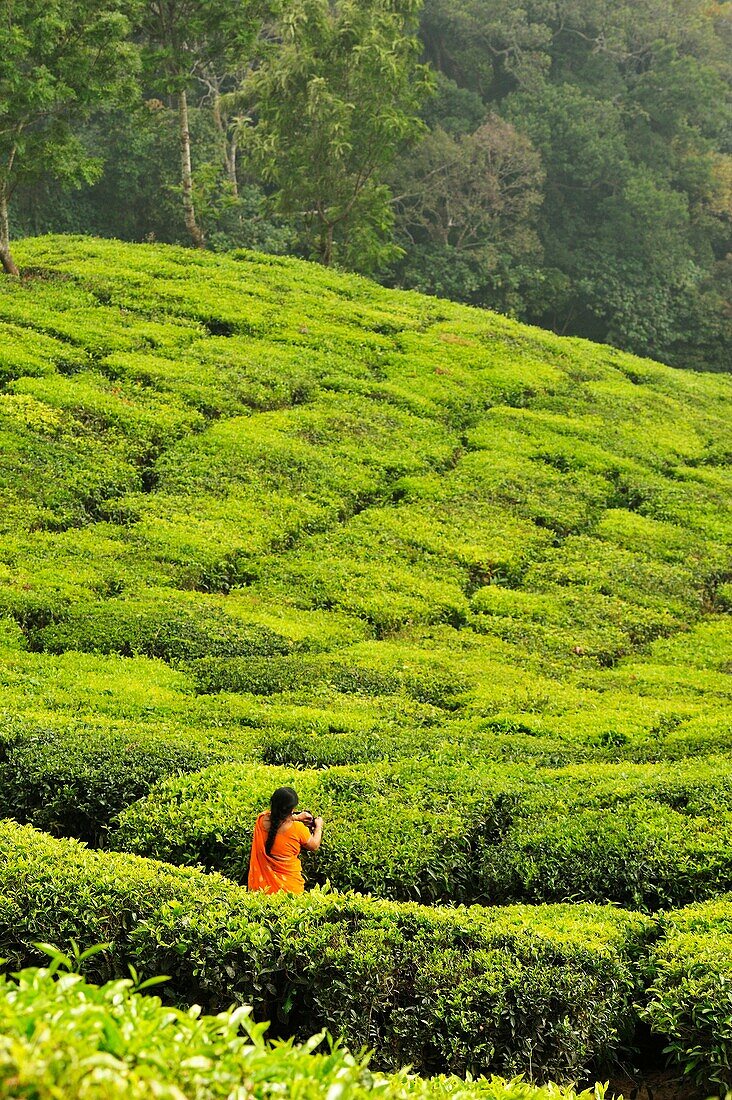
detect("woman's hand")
(293, 810), (313, 823)
(304, 816), (324, 852)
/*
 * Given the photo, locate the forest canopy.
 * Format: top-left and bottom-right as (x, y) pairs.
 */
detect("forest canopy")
(2, 0), (731, 371)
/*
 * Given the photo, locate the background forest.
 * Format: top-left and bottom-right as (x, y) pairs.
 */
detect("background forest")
(2, 0), (731, 372)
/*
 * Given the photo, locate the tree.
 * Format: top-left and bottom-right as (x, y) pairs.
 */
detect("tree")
(420, 0), (551, 99)
(141, 0), (268, 248)
(241, 0), (432, 269)
(391, 114), (544, 309)
(199, 68), (244, 198)
(0, 0), (138, 275)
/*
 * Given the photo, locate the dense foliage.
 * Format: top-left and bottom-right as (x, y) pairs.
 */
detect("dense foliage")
(0, 819), (652, 1081)
(0, 961), (619, 1100)
(4, 0), (730, 369)
(113, 756), (732, 909)
(0, 237), (731, 1089)
(0, 0), (138, 275)
(643, 898), (732, 1089)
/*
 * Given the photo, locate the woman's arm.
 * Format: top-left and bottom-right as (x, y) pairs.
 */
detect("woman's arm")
(303, 817), (324, 852)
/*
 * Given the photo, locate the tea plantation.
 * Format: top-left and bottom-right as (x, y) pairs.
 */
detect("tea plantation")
(1, 235), (732, 1097)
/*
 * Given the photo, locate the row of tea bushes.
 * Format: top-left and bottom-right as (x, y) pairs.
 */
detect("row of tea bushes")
(114, 759), (509, 903)
(3, 626), (732, 854)
(0, 716), (228, 844)
(0, 320), (88, 383)
(0, 964), (617, 1100)
(475, 758), (732, 909)
(13, 239), (732, 465)
(0, 643), (265, 843)
(0, 820), (650, 1082)
(2, 820), (732, 1088)
(114, 758), (732, 909)
(3, 237), (731, 664)
(32, 592), (295, 662)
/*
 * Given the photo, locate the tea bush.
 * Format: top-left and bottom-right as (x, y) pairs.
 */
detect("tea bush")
(115, 758), (732, 909)
(474, 757), (732, 909)
(0, 820), (651, 1081)
(187, 649), (469, 708)
(114, 759), (513, 901)
(0, 964), (619, 1100)
(34, 591), (293, 661)
(0, 322), (88, 382)
(643, 897), (732, 1089)
(0, 719), (217, 842)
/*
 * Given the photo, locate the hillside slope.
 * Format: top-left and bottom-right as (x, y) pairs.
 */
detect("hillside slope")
(3, 236), (731, 773)
(2, 236), (732, 1086)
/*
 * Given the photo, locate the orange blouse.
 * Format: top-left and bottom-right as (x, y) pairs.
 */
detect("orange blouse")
(247, 812), (311, 894)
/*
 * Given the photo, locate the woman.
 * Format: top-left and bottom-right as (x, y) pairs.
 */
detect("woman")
(248, 786), (324, 895)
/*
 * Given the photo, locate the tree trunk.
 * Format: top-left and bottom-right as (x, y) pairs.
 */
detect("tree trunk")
(0, 190), (19, 276)
(225, 134), (238, 198)
(178, 88), (205, 249)
(321, 222), (334, 266)
(210, 83), (239, 199)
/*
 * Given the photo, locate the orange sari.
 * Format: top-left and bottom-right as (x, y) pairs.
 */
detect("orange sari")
(247, 812), (311, 894)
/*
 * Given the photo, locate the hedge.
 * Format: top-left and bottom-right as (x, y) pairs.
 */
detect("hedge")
(0, 717), (220, 843)
(0, 821), (651, 1082)
(33, 599), (293, 662)
(475, 758), (732, 909)
(187, 652), (469, 709)
(0, 964), (618, 1100)
(115, 757), (732, 909)
(643, 897), (732, 1089)
(114, 759), (517, 902)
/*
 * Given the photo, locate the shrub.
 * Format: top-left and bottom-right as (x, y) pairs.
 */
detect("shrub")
(113, 759), (511, 902)
(0, 322), (87, 382)
(478, 802), (732, 910)
(33, 592), (292, 661)
(0, 722), (216, 843)
(643, 897), (732, 1089)
(0, 616), (26, 650)
(188, 654), (401, 696)
(254, 514), (472, 635)
(12, 371), (204, 459)
(0, 820), (651, 1081)
(0, 964), (620, 1100)
(475, 759), (732, 910)
(115, 758), (732, 909)
(470, 586), (678, 666)
(187, 650), (468, 708)
(0, 409), (141, 531)
(258, 725), (402, 765)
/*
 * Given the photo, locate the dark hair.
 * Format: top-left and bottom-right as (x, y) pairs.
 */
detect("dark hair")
(266, 786), (299, 855)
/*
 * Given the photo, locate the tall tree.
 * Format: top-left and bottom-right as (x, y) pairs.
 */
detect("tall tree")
(142, 0), (268, 248)
(241, 0), (432, 269)
(391, 114), (544, 310)
(0, 0), (138, 275)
